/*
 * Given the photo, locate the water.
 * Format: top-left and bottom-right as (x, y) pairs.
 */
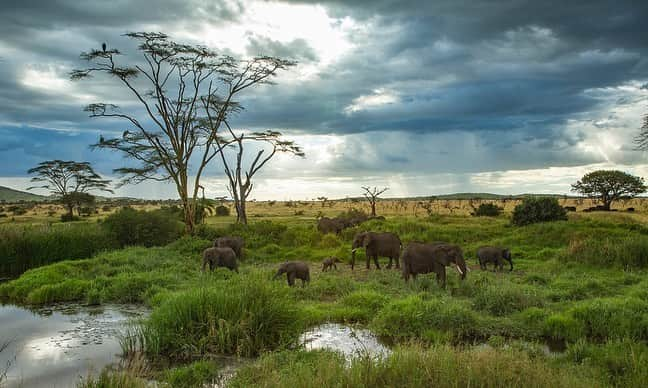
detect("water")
(299, 323), (391, 360)
(0, 303), (147, 388)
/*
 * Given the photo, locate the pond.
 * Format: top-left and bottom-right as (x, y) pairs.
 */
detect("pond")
(0, 303), (147, 388)
(299, 323), (391, 360)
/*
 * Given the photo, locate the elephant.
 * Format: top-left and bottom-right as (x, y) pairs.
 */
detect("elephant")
(351, 231), (401, 270)
(273, 261), (310, 286)
(322, 257), (342, 271)
(401, 242), (467, 288)
(214, 236), (244, 259)
(202, 247), (238, 273)
(317, 217), (345, 234)
(476, 246), (513, 272)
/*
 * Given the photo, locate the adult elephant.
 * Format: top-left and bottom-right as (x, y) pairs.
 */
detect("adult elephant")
(214, 236), (244, 259)
(317, 217), (344, 234)
(202, 247), (238, 273)
(351, 231), (401, 270)
(476, 246), (513, 272)
(401, 242), (467, 288)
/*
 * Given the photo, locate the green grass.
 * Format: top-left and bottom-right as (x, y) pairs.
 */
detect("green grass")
(3, 213), (648, 386)
(229, 346), (601, 388)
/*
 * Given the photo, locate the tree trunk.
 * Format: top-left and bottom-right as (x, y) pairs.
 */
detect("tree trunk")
(238, 199), (248, 224)
(180, 195), (195, 235)
(370, 201), (376, 217)
(603, 200), (612, 211)
(66, 203), (74, 218)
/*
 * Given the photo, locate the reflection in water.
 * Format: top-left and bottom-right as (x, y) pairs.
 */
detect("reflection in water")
(0, 304), (147, 388)
(299, 323), (391, 360)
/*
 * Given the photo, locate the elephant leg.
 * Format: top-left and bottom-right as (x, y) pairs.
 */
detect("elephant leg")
(287, 272), (296, 286)
(437, 267), (446, 289)
(333, 263), (337, 270)
(386, 255), (392, 269)
(394, 255), (400, 269)
(373, 255), (381, 270)
(366, 254), (371, 269)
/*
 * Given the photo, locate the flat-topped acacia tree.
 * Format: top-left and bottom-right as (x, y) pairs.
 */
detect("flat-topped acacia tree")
(571, 170), (646, 211)
(71, 32), (295, 233)
(27, 160), (112, 219)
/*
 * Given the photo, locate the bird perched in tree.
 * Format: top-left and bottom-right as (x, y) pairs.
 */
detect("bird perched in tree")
(102, 42), (107, 52)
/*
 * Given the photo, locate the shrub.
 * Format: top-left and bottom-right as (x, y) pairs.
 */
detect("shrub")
(511, 197), (567, 226)
(569, 297), (648, 341)
(60, 213), (80, 222)
(474, 203), (501, 217)
(102, 207), (183, 247)
(473, 283), (544, 316)
(566, 340), (648, 387)
(140, 277), (303, 359)
(215, 205), (230, 216)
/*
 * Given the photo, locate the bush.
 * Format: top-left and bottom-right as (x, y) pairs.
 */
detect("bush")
(473, 283), (544, 316)
(140, 277), (303, 359)
(162, 360), (220, 388)
(474, 203), (501, 217)
(511, 197), (567, 226)
(102, 207), (184, 247)
(60, 213), (80, 222)
(215, 205), (230, 216)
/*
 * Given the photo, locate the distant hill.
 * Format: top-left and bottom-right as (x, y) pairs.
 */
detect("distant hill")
(0, 186), (49, 202)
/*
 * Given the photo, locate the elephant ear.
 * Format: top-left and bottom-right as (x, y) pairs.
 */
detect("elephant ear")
(363, 233), (373, 248)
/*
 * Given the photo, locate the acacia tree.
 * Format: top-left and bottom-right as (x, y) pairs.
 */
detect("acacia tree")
(215, 125), (304, 224)
(27, 160), (112, 218)
(71, 32), (295, 233)
(361, 186), (388, 217)
(571, 170), (646, 210)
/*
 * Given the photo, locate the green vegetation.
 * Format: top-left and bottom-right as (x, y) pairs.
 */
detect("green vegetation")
(102, 207), (184, 247)
(512, 197), (567, 226)
(161, 360), (221, 388)
(473, 202), (502, 216)
(3, 212), (648, 386)
(229, 346), (600, 388)
(0, 185), (47, 202)
(0, 223), (116, 277)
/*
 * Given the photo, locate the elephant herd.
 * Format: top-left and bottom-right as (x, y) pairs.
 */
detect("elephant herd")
(201, 230), (514, 288)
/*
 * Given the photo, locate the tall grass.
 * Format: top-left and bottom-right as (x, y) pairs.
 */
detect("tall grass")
(229, 346), (600, 388)
(566, 235), (648, 269)
(0, 223), (116, 277)
(139, 275), (304, 359)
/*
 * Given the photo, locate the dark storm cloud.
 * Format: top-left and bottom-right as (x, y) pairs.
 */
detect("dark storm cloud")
(1, 0), (647, 191)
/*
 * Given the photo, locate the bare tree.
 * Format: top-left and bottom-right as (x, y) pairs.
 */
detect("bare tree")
(27, 160), (112, 219)
(635, 112), (648, 149)
(71, 32), (295, 233)
(361, 186), (388, 217)
(215, 126), (304, 224)
(317, 196), (329, 207)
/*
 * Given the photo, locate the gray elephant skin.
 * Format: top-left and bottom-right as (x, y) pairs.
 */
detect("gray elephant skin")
(401, 242), (467, 288)
(202, 247), (239, 272)
(351, 231), (401, 270)
(322, 257), (342, 271)
(317, 217), (344, 234)
(477, 246), (513, 271)
(274, 261), (310, 286)
(214, 236), (244, 259)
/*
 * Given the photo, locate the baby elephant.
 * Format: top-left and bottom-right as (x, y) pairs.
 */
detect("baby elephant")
(322, 257), (342, 272)
(202, 247), (239, 273)
(476, 246), (513, 272)
(273, 261), (310, 286)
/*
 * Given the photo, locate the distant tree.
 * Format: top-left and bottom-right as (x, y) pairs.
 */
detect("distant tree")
(27, 160), (112, 219)
(361, 186), (388, 217)
(215, 128), (304, 224)
(571, 170), (646, 211)
(71, 32), (295, 234)
(317, 196), (329, 207)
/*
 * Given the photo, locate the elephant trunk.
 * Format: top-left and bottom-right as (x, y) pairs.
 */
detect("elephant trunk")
(351, 248), (357, 270)
(508, 258), (513, 272)
(455, 260), (467, 280)
(272, 271), (281, 280)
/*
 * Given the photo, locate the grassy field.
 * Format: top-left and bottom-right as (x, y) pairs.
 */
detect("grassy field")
(2, 207), (648, 387)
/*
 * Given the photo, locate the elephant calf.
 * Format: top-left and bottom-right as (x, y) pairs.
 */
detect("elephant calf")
(274, 261), (310, 286)
(401, 242), (467, 288)
(351, 231), (401, 270)
(202, 247), (239, 273)
(476, 246), (513, 272)
(322, 257), (342, 272)
(214, 236), (244, 259)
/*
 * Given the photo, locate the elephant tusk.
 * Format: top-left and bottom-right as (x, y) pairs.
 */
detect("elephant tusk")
(351, 248), (357, 253)
(455, 264), (464, 275)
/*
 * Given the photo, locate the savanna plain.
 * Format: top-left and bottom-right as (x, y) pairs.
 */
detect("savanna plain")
(1, 198), (648, 387)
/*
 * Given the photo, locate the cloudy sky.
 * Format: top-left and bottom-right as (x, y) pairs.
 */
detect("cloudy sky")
(1, 0), (647, 200)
